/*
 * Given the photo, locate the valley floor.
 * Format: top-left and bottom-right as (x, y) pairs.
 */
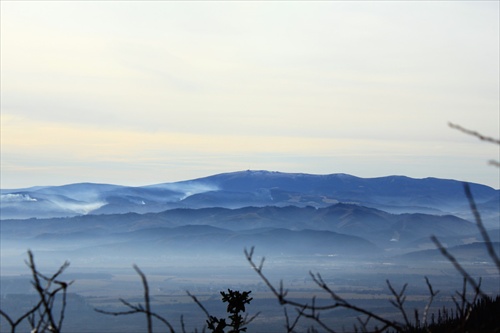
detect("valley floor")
(1, 254), (499, 332)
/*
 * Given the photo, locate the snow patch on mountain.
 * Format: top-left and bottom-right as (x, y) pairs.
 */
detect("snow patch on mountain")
(1, 193), (38, 202)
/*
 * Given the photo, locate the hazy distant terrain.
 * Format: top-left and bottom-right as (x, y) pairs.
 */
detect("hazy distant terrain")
(1, 170), (498, 225)
(1, 170), (499, 332)
(1, 170), (498, 276)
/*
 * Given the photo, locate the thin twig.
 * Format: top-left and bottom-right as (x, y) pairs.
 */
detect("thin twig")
(1, 299), (43, 333)
(431, 236), (486, 298)
(187, 291), (211, 319)
(133, 265), (153, 333)
(449, 123), (500, 145)
(463, 183), (500, 271)
(422, 276), (439, 326)
(386, 280), (410, 328)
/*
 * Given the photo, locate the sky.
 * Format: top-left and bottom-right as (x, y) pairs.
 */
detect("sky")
(1, 1), (499, 189)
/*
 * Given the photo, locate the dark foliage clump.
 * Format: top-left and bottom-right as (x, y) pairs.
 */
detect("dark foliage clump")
(415, 295), (500, 333)
(205, 289), (255, 333)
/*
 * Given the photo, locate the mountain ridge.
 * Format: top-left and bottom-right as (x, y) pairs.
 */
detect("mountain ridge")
(0, 203), (480, 249)
(1, 170), (498, 228)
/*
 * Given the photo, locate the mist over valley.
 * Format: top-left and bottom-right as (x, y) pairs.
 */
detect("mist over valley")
(1, 171), (499, 332)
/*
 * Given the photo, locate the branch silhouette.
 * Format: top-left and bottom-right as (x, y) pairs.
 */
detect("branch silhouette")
(0, 250), (73, 333)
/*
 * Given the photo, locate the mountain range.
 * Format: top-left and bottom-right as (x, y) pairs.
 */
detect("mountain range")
(1, 170), (498, 225)
(1, 170), (498, 266)
(1, 202), (498, 266)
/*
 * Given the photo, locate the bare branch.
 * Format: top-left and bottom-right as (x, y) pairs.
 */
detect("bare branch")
(488, 160), (500, 167)
(243, 311), (261, 327)
(180, 315), (187, 333)
(284, 306), (305, 333)
(422, 276), (439, 326)
(449, 123), (500, 145)
(132, 265), (153, 333)
(463, 183), (500, 271)
(187, 291), (211, 319)
(386, 280), (410, 328)
(1, 299), (44, 333)
(95, 265), (176, 333)
(431, 236), (486, 298)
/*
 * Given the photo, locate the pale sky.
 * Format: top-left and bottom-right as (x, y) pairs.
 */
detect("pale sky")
(1, 1), (499, 189)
